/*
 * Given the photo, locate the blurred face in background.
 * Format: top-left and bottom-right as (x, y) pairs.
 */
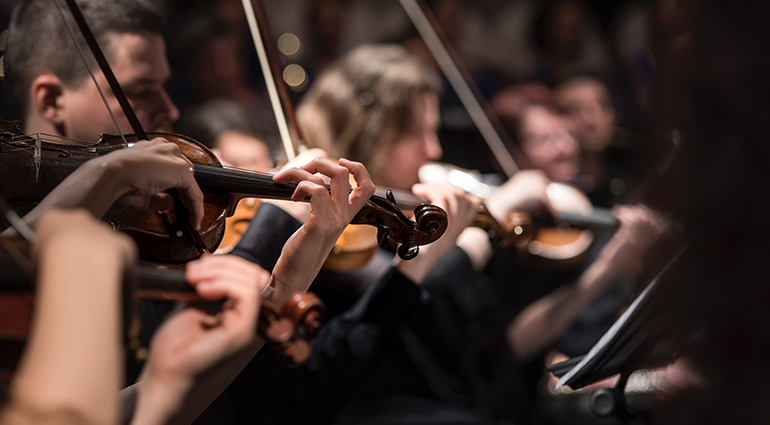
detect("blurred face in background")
(555, 77), (616, 153)
(213, 131), (273, 172)
(519, 105), (580, 183)
(378, 92), (443, 191)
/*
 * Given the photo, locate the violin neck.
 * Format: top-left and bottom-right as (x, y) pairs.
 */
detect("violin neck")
(373, 188), (426, 210)
(561, 208), (618, 229)
(193, 164), (299, 201)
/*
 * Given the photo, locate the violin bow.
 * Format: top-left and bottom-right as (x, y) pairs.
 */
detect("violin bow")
(241, 0), (303, 160)
(51, 0), (209, 257)
(398, 0), (528, 178)
(0, 197), (36, 277)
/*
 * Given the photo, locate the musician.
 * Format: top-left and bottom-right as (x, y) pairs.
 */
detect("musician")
(176, 99), (274, 172)
(0, 209), (267, 425)
(3, 3), (479, 425)
(292, 44), (670, 424)
(0, 149), (376, 425)
(2, 0), (202, 233)
(554, 73), (651, 207)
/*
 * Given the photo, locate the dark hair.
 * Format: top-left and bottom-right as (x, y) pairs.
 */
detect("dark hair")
(4, 0), (163, 119)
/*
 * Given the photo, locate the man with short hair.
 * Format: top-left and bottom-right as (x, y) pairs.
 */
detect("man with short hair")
(5, 0), (178, 141)
(3, 0), (198, 230)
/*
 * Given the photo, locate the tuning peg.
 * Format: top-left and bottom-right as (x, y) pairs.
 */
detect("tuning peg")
(377, 225), (390, 247)
(264, 317), (294, 344)
(386, 189), (397, 206)
(398, 238), (419, 260)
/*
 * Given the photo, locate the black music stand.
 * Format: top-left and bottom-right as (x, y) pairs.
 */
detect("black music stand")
(547, 250), (699, 423)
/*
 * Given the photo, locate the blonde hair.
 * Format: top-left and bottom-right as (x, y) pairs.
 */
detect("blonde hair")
(297, 44), (441, 181)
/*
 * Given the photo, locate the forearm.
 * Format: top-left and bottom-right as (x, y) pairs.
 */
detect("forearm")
(6, 159), (125, 237)
(230, 203), (302, 272)
(130, 339), (266, 425)
(455, 227), (494, 272)
(11, 238), (125, 425)
(267, 226), (338, 306)
(507, 257), (617, 363)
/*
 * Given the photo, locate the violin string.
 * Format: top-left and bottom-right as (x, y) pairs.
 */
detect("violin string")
(2, 132), (100, 147)
(1, 133), (352, 194)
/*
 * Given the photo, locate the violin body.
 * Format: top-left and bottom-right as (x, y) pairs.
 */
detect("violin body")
(0, 122), (231, 263)
(218, 198), (262, 253)
(0, 237), (327, 379)
(419, 162), (617, 269)
(0, 120), (448, 264)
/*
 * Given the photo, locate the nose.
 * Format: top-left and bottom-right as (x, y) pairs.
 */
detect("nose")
(424, 132), (443, 161)
(555, 132), (578, 157)
(152, 90), (180, 130)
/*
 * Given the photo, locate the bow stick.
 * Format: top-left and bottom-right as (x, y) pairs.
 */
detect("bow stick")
(399, 0), (529, 178)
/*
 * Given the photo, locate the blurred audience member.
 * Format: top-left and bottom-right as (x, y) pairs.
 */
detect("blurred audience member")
(177, 99), (274, 172)
(531, 0), (615, 87)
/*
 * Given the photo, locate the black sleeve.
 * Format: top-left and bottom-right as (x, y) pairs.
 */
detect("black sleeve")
(229, 203), (301, 272)
(194, 268), (423, 425)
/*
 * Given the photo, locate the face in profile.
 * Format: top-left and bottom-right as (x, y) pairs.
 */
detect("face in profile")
(519, 105), (580, 183)
(58, 32), (179, 141)
(555, 77), (616, 153)
(377, 92), (443, 191)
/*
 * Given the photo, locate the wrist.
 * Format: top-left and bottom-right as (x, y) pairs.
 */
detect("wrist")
(94, 154), (133, 200)
(456, 227), (493, 272)
(130, 373), (191, 425)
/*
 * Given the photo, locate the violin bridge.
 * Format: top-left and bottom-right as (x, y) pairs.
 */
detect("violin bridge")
(34, 132), (41, 183)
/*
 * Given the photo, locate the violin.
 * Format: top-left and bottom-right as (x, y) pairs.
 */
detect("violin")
(0, 120), (448, 264)
(0, 233), (326, 381)
(20, 0), (444, 266)
(416, 162), (618, 268)
(391, 1), (611, 268)
(321, 187), (535, 272)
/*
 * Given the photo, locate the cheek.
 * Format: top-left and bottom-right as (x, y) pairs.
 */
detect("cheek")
(381, 146), (423, 189)
(67, 101), (123, 139)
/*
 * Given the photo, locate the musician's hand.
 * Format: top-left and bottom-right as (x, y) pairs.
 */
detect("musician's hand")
(268, 157), (375, 304)
(9, 139), (204, 236)
(594, 205), (670, 283)
(263, 148), (330, 223)
(485, 170), (555, 224)
(131, 254), (268, 425)
(397, 182), (480, 283)
(107, 137), (204, 230)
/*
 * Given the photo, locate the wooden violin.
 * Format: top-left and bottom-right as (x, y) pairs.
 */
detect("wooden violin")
(0, 234), (326, 381)
(414, 162), (618, 268)
(0, 120), (448, 264)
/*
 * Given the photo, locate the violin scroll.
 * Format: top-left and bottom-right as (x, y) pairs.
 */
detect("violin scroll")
(351, 193), (447, 261)
(258, 292), (326, 365)
(281, 292), (325, 340)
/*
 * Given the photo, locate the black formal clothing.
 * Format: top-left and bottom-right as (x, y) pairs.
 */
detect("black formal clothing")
(195, 203), (424, 425)
(335, 248), (532, 425)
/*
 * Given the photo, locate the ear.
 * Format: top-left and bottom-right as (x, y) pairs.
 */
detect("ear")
(30, 74), (66, 126)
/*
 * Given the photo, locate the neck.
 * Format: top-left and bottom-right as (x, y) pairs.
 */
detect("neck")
(24, 113), (62, 138)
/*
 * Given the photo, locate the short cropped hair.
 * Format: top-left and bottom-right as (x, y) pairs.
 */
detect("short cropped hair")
(297, 44), (441, 181)
(5, 0), (163, 119)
